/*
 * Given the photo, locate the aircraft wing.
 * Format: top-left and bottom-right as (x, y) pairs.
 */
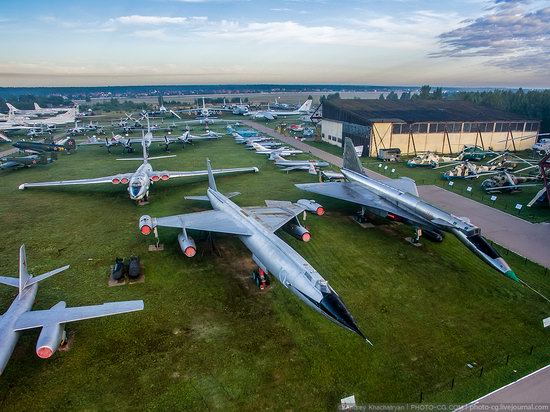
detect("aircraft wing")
(242, 200), (305, 232)
(280, 165), (309, 172)
(152, 166), (258, 180)
(13, 300), (144, 331)
(19, 173), (134, 189)
(296, 182), (381, 206)
(154, 210), (252, 235)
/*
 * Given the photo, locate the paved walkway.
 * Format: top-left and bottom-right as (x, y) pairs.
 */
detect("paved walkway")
(456, 364), (550, 409)
(244, 120), (550, 269)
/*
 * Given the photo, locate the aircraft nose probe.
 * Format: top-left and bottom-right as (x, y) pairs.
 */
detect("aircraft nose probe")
(319, 290), (373, 345)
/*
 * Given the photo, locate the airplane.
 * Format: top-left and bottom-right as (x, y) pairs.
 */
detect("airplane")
(81, 128), (218, 153)
(67, 121), (88, 135)
(226, 125), (258, 137)
(20, 136), (258, 203)
(1, 154), (51, 171)
(13, 137), (76, 154)
(0, 245), (143, 375)
(138, 159), (369, 342)
(269, 151), (329, 173)
(0, 108), (76, 131)
(6, 102), (72, 117)
(251, 142), (303, 156)
(34, 102), (73, 115)
(245, 99), (313, 121)
(296, 137), (519, 282)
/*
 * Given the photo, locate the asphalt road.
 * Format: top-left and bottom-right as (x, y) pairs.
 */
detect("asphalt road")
(456, 364), (550, 409)
(244, 120), (550, 270)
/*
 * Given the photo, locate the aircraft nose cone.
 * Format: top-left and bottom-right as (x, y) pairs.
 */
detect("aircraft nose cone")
(320, 291), (371, 343)
(505, 270), (520, 282)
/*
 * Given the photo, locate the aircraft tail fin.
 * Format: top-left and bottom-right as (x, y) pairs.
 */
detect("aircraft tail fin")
(34, 103), (41, 110)
(207, 158), (218, 192)
(298, 99), (312, 113)
(6, 102), (18, 112)
(342, 137), (365, 174)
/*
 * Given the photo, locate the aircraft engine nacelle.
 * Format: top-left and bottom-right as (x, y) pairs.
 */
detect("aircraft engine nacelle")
(297, 199), (325, 216)
(139, 215), (154, 235)
(177, 232), (197, 257)
(283, 223), (311, 242)
(36, 315), (66, 358)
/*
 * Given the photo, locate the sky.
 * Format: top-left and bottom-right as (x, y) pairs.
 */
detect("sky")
(0, 0), (548, 88)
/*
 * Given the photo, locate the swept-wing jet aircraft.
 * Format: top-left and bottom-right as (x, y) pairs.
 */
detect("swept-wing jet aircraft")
(269, 151), (329, 173)
(252, 142), (303, 156)
(246, 99), (312, 121)
(139, 159), (368, 342)
(0, 245), (143, 375)
(296, 138), (519, 281)
(20, 137), (258, 202)
(6, 102), (72, 117)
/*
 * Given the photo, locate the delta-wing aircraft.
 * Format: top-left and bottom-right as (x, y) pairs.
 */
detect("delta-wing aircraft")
(0, 245), (143, 375)
(296, 138), (519, 282)
(20, 136), (258, 202)
(139, 159), (369, 342)
(245, 99), (312, 121)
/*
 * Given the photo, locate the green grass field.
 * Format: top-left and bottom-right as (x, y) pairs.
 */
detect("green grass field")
(0, 122), (549, 411)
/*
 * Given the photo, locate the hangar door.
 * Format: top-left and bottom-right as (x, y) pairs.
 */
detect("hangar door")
(342, 122), (371, 156)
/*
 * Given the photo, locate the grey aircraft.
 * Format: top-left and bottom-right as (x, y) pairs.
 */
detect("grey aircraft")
(296, 138), (519, 282)
(138, 159), (369, 342)
(268, 151), (329, 173)
(0, 245), (144, 375)
(19, 138), (258, 202)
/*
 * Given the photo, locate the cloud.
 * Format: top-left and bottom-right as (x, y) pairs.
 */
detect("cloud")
(113, 15), (207, 25)
(431, 1), (550, 72)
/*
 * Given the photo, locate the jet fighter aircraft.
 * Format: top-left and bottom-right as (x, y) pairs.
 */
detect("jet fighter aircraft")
(20, 137), (258, 203)
(251, 142), (303, 156)
(0, 245), (143, 375)
(296, 138), (519, 281)
(269, 151), (329, 173)
(138, 159), (369, 341)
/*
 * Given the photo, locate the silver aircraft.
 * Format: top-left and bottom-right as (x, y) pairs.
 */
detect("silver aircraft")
(19, 138), (258, 202)
(0, 245), (143, 375)
(269, 151), (329, 173)
(296, 138), (518, 282)
(139, 159), (369, 342)
(252, 142), (303, 156)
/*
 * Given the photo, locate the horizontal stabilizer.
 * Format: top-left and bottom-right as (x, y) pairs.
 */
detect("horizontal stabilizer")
(0, 276), (19, 288)
(184, 195), (210, 201)
(26, 265), (70, 288)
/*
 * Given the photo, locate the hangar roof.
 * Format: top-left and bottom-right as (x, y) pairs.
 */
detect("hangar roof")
(322, 99), (536, 124)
